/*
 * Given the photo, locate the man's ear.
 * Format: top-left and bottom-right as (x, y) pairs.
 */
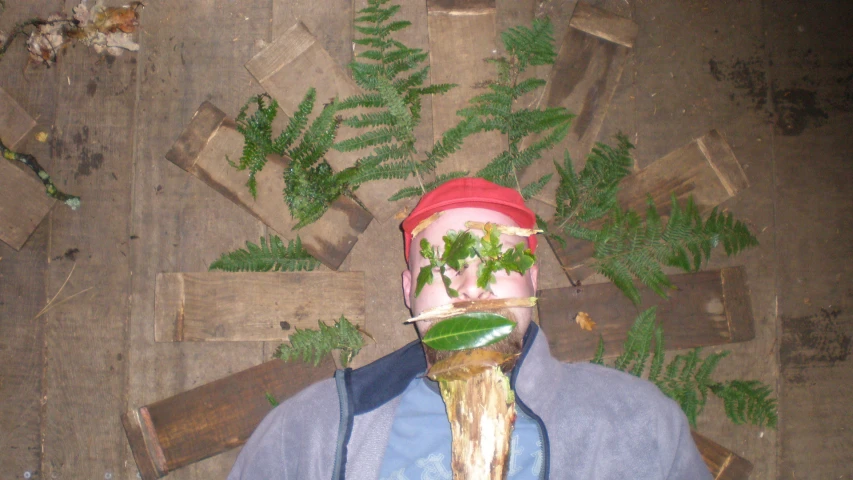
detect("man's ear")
(402, 269), (412, 309)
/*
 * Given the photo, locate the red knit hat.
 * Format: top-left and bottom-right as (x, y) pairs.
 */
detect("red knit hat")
(402, 178), (538, 261)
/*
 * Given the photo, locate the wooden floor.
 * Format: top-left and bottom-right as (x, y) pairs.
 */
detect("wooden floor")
(1, 0), (851, 478)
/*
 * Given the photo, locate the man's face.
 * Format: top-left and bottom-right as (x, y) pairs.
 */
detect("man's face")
(401, 207), (539, 338)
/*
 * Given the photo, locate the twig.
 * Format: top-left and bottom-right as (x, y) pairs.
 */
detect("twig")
(0, 138), (80, 209)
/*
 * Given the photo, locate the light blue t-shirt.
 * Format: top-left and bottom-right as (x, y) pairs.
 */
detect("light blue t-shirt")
(378, 376), (544, 480)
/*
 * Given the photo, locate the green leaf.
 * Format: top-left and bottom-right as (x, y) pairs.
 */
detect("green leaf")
(441, 230), (477, 271)
(421, 312), (515, 351)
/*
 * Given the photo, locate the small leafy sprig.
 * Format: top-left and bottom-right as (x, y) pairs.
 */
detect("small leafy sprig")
(415, 223), (536, 298)
(592, 307), (778, 428)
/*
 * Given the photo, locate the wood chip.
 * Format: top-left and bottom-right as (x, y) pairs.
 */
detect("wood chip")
(464, 221), (542, 237)
(405, 297), (538, 323)
(411, 212), (443, 238)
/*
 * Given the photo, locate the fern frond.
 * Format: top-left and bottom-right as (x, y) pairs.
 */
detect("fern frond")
(272, 88), (315, 154)
(613, 307), (657, 375)
(710, 380), (778, 428)
(389, 171), (468, 201)
(274, 316), (365, 367)
(208, 235), (321, 272)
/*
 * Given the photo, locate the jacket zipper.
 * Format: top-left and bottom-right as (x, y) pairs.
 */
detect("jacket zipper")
(332, 370), (352, 480)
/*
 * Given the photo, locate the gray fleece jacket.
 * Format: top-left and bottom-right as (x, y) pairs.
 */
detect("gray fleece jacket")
(228, 323), (712, 479)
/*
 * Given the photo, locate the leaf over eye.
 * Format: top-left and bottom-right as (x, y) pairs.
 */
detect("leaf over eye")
(421, 312), (515, 351)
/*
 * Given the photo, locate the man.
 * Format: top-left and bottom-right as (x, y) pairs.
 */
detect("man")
(228, 178), (712, 479)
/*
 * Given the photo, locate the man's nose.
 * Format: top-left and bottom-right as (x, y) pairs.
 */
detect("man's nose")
(455, 266), (492, 300)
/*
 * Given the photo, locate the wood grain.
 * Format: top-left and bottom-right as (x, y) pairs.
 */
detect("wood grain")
(123, 357), (336, 479)
(548, 129), (749, 282)
(569, 1), (639, 48)
(41, 45), (136, 479)
(154, 272), (365, 342)
(127, 0), (278, 478)
(0, 157), (56, 250)
(521, 3), (637, 221)
(246, 22), (408, 222)
(427, 0), (507, 176)
(0, 84), (37, 148)
(165, 101), (373, 270)
(538, 267), (755, 362)
(692, 431), (754, 479)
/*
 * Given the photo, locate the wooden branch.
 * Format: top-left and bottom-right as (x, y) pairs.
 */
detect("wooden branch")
(537, 267), (755, 362)
(547, 129), (750, 282)
(521, 2), (638, 221)
(154, 272), (365, 342)
(122, 358), (336, 480)
(165, 101), (373, 270)
(245, 22), (415, 222)
(692, 431), (754, 479)
(427, 0), (506, 176)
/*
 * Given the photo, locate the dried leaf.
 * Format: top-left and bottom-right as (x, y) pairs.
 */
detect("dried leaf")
(427, 349), (518, 381)
(575, 311), (596, 331)
(411, 211), (443, 238)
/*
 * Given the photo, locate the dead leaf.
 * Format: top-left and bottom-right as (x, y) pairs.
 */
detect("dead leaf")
(465, 221), (542, 237)
(427, 349), (518, 381)
(394, 205), (410, 221)
(575, 311), (596, 331)
(35, 132), (49, 143)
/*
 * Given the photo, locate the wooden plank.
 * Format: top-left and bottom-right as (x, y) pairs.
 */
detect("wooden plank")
(0, 84), (55, 251)
(40, 43), (136, 479)
(123, 357), (336, 479)
(165, 101), (373, 270)
(568, 1), (639, 48)
(0, 85), (37, 148)
(427, 0), (507, 176)
(521, 2), (637, 221)
(0, 3), (59, 474)
(127, 0), (278, 478)
(548, 129), (749, 282)
(245, 22), (409, 222)
(538, 267), (755, 362)
(154, 272), (365, 342)
(0, 157), (56, 251)
(692, 431), (754, 479)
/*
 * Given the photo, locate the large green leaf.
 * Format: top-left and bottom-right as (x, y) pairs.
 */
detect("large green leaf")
(421, 312), (515, 351)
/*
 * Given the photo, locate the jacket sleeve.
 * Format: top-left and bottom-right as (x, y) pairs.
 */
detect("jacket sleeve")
(664, 410), (714, 480)
(227, 404), (291, 480)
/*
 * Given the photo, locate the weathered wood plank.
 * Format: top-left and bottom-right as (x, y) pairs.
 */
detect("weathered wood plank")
(123, 357), (336, 479)
(0, 85), (55, 251)
(538, 267), (755, 362)
(521, 2), (637, 221)
(548, 129), (749, 282)
(127, 0), (279, 478)
(41, 47), (136, 479)
(692, 431), (754, 479)
(568, 1), (639, 48)
(245, 22), (408, 222)
(427, 0), (506, 176)
(0, 157), (56, 251)
(0, 85), (37, 148)
(154, 272), (365, 342)
(165, 101), (372, 270)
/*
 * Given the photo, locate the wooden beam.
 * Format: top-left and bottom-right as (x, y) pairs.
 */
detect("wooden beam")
(692, 431), (754, 479)
(520, 2), (637, 221)
(0, 86), (54, 251)
(122, 358), (336, 479)
(547, 129), (749, 282)
(165, 101), (373, 270)
(154, 272), (365, 342)
(245, 22), (414, 222)
(427, 0), (507, 176)
(538, 267), (755, 362)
